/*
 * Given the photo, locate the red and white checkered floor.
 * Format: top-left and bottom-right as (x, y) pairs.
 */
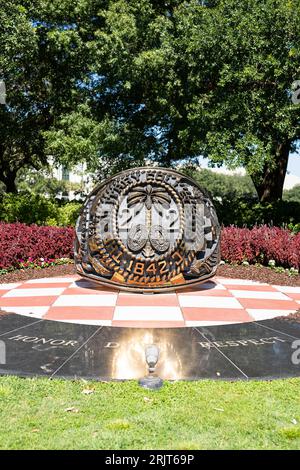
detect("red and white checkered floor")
(0, 275), (299, 328)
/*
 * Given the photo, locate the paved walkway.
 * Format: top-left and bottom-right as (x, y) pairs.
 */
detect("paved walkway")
(0, 276), (299, 328)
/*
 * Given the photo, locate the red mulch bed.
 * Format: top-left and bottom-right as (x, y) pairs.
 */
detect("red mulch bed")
(281, 312), (300, 321)
(217, 264), (300, 286)
(0, 263), (76, 284)
(0, 262), (299, 286)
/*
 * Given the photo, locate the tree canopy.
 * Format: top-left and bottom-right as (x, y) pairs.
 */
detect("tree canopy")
(0, 0), (91, 191)
(1, 0), (300, 202)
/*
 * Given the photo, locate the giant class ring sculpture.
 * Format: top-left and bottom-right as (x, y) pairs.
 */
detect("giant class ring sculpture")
(75, 167), (220, 293)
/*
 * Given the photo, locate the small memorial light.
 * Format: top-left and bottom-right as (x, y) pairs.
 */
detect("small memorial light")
(138, 344), (163, 390)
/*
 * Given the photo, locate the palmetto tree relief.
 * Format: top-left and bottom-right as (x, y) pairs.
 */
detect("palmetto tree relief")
(126, 184), (172, 257)
(75, 167), (220, 292)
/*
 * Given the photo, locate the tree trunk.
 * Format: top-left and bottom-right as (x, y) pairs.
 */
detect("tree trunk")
(0, 144), (18, 193)
(252, 141), (290, 203)
(2, 170), (18, 193)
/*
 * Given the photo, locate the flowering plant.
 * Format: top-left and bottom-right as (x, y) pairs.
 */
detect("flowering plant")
(0, 222), (74, 270)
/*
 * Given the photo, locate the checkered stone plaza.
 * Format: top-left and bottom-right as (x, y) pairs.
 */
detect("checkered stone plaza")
(0, 276), (299, 328)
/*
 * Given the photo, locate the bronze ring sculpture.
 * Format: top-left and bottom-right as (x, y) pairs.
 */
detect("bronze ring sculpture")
(74, 167), (220, 292)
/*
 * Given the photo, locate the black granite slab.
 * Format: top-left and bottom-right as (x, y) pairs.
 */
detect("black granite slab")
(0, 313), (101, 378)
(255, 317), (300, 340)
(0, 312), (300, 381)
(53, 327), (245, 381)
(0, 313), (43, 337)
(194, 321), (300, 380)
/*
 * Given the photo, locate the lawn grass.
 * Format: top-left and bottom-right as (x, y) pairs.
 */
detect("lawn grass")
(0, 376), (300, 449)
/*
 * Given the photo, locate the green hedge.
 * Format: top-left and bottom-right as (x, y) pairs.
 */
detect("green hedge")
(0, 193), (81, 226)
(46, 202), (82, 227)
(181, 167), (300, 230)
(214, 196), (300, 231)
(1, 191), (299, 230)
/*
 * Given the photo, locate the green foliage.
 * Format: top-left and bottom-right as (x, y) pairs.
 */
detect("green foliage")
(0, 0), (92, 191)
(0, 193), (57, 225)
(181, 167), (300, 227)
(287, 223), (300, 234)
(16, 167), (84, 199)
(183, 0), (300, 201)
(181, 166), (256, 199)
(0, 1), (40, 191)
(0, 258), (73, 276)
(44, 104), (147, 180)
(42, 0), (300, 199)
(0, 193), (81, 226)
(1, 1), (300, 200)
(46, 203), (82, 227)
(284, 185), (300, 203)
(215, 197), (300, 227)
